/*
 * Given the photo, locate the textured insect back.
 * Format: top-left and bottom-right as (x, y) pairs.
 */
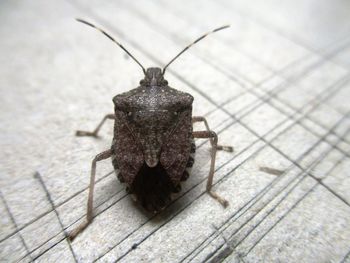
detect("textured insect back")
(111, 70), (195, 212)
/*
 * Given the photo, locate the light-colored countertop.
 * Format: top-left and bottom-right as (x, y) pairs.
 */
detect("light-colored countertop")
(1, 0), (350, 262)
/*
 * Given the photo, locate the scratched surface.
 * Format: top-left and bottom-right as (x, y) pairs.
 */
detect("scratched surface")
(1, 0), (350, 262)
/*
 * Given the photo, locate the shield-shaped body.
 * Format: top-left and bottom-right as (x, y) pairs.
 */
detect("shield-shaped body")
(68, 20), (232, 241)
(110, 68), (195, 212)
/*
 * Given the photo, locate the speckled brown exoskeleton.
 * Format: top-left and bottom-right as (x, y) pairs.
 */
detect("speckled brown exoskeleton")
(68, 19), (233, 240)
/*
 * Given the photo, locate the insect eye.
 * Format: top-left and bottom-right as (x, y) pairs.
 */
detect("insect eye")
(140, 79), (150, 86)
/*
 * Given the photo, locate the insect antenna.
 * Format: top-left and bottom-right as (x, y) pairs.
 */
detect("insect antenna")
(76, 18), (146, 74)
(162, 25), (230, 74)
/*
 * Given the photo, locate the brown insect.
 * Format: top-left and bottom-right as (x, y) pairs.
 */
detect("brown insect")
(68, 19), (233, 240)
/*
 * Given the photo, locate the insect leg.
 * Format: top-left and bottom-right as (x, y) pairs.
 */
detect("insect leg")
(76, 114), (115, 137)
(193, 131), (229, 208)
(68, 149), (112, 241)
(192, 116), (233, 152)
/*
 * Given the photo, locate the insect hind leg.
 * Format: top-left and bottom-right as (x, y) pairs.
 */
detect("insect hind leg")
(68, 149), (112, 241)
(193, 130), (229, 208)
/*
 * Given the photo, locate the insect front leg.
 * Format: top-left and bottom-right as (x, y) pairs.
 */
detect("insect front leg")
(193, 130), (229, 208)
(192, 116), (233, 152)
(76, 114), (115, 137)
(68, 149), (112, 241)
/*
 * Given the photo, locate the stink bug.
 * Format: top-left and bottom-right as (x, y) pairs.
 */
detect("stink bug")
(68, 19), (233, 240)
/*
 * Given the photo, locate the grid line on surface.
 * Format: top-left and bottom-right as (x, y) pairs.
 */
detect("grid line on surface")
(18, 101), (238, 261)
(4, 2), (342, 257)
(192, 114), (350, 263)
(234, 130), (350, 259)
(14, 13), (350, 263)
(8, 53), (347, 256)
(98, 75), (350, 262)
(33, 172), (78, 262)
(185, 122), (349, 262)
(341, 249), (350, 263)
(85, 24), (350, 258)
(148, 0), (350, 141)
(0, 0), (350, 260)
(218, 0), (350, 71)
(30, 67), (344, 261)
(0, 191), (33, 262)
